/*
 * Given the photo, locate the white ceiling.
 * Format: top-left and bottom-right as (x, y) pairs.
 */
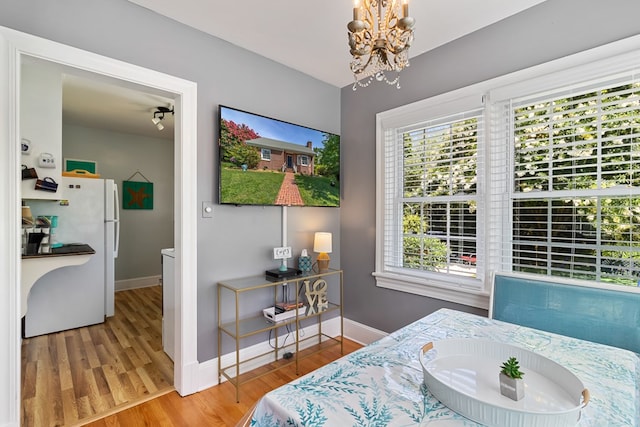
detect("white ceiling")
(63, 74), (175, 140)
(126, 0), (548, 88)
(60, 0), (548, 140)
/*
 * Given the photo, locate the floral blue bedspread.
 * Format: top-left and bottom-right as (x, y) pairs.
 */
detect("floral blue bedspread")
(251, 308), (640, 426)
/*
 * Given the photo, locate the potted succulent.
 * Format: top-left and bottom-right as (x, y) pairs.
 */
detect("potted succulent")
(499, 356), (525, 401)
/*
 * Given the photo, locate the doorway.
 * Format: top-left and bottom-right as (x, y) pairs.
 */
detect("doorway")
(0, 26), (199, 424)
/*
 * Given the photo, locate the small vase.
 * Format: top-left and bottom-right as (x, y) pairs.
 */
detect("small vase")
(499, 372), (524, 401)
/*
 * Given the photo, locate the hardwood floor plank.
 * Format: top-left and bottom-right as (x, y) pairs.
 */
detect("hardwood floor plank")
(124, 369), (148, 397)
(61, 388), (79, 425)
(22, 361), (37, 401)
(134, 366), (160, 395)
(80, 328), (102, 369)
(76, 395), (94, 421)
(101, 365), (129, 406)
(122, 346), (145, 369)
(91, 365), (112, 398)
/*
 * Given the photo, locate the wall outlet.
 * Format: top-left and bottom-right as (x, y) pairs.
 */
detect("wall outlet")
(38, 153), (56, 168)
(273, 246), (292, 259)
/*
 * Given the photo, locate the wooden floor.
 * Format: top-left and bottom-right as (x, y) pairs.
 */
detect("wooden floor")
(21, 286), (174, 427)
(84, 338), (362, 427)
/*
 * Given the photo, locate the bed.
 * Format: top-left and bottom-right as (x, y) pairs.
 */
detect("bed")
(247, 308), (640, 426)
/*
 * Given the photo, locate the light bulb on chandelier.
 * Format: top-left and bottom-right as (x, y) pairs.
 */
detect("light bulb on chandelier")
(347, 0), (415, 90)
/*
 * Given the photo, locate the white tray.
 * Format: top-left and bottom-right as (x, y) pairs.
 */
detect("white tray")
(419, 339), (589, 427)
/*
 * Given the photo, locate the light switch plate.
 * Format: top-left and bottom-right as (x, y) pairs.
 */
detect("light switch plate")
(202, 201), (214, 218)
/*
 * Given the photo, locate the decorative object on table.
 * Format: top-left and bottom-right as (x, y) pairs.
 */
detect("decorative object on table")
(420, 338), (589, 427)
(298, 249), (312, 273)
(304, 278), (329, 315)
(21, 165), (38, 180)
(123, 170), (153, 210)
(313, 232), (332, 272)
(499, 356), (525, 401)
(34, 177), (58, 192)
(347, 0), (415, 90)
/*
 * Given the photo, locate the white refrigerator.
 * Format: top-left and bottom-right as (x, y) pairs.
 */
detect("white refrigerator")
(25, 177), (120, 337)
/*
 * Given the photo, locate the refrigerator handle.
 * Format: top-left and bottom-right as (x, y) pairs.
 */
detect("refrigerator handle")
(113, 183), (120, 258)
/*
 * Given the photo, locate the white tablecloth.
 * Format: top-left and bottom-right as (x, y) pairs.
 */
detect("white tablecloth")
(251, 308), (640, 426)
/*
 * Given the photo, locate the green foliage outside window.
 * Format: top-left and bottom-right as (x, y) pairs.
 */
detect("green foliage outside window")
(512, 82), (640, 285)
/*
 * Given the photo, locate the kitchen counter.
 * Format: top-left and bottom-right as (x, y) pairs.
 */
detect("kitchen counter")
(21, 244), (95, 317)
(22, 243), (95, 259)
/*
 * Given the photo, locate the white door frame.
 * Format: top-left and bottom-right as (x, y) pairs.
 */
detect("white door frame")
(0, 26), (199, 424)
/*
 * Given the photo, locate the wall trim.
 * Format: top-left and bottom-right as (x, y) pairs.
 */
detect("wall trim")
(343, 317), (387, 345)
(115, 275), (161, 292)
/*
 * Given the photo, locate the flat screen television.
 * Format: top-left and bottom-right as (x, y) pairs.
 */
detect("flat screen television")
(218, 105), (340, 207)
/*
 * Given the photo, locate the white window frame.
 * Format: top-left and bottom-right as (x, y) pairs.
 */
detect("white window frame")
(261, 148), (271, 161)
(298, 155), (309, 166)
(375, 34), (640, 310)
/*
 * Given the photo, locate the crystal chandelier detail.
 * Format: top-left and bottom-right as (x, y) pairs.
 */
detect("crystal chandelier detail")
(348, 0), (415, 90)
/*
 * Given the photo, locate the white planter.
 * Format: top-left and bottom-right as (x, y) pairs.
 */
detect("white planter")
(500, 372), (525, 401)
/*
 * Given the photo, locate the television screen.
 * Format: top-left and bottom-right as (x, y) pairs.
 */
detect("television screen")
(218, 105), (340, 207)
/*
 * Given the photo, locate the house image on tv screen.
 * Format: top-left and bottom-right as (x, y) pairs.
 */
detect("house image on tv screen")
(218, 105), (340, 207)
(246, 137), (315, 175)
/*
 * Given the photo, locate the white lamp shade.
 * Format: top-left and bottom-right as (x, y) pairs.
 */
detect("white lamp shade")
(313, 232), (332, 253)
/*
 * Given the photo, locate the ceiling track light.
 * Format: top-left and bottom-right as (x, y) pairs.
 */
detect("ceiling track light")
(151, 106), (174, 131)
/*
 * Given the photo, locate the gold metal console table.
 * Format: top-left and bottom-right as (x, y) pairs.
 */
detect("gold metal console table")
(217, 269), (343, 402)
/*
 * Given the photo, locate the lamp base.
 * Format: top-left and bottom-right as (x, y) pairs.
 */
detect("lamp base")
(317, 259), (330, 273)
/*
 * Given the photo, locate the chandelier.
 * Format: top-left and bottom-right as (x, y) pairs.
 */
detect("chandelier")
(347, 0), (415, 90)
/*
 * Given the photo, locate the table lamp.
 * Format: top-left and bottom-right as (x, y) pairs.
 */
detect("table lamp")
(313, 232), (332, 272)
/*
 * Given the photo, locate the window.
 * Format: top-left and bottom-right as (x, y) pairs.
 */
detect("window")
(505, 80), (640, 285)
(376, 94), (487, 308)
(394, 111), (482, 277)
(298, 155), (309, 166)
(376, 35), (640, 309)
(261, 148), (271, 161)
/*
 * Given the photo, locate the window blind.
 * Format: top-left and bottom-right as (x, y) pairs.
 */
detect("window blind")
(504, 77), (640, 284)
(382, 108), (484, 284)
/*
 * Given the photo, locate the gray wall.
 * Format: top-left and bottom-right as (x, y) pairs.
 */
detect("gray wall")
(340, 0), (640, 333)
(63, 124), (174, 282)
(0, 0), (341, 362)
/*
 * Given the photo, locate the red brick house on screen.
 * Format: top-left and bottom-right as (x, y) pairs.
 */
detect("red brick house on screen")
(246, 137), (315, 175)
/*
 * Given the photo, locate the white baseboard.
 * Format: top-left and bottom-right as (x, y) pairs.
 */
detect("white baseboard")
(343, 318), (387, 345)
(115, 275), (161, 292)
(197, 316), (387, 392)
